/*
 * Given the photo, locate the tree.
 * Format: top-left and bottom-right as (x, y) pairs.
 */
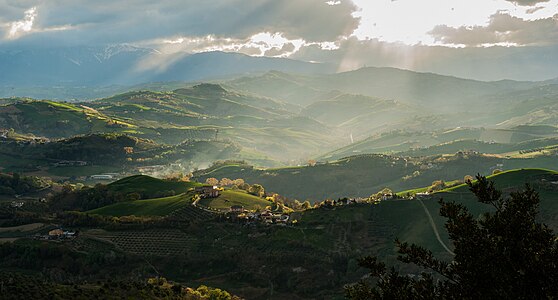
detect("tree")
(219, 178), (233, 187)
(248, 184), (265, 197)
(205, 178), (219, 186)
(369, 188), (393, 202)
(463, 175), (474, 183)
(346, 175), (558, 299)
(301, 201), (312, 210)
(427, 180), (446, 193)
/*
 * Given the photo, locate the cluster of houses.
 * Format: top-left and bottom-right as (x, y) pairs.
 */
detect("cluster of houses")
(35, 228), (77, 241)
(10, 201), (24, 208)
(195, 186), (221, 198)
(89, 173), (120, 180)
(228, 206), (292, 225)
(52, 160), (88, 167)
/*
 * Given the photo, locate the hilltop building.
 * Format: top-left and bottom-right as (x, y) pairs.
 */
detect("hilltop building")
(195, 186), (220, 198)
(230, 205), (244, 213)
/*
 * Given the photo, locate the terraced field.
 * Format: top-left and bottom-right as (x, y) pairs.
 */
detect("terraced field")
(88, 229), (198, 257)
(167, 204), (216, 222)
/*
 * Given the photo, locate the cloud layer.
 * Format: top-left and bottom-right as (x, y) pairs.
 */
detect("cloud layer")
(430, 13), (558, 46)
(0, 0), (359, 45)
(506, 0), (550, 6)
(1, 0), (558, 81)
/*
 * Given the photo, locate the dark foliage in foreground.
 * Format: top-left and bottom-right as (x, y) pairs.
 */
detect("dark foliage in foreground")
(346, 175), (558, 299)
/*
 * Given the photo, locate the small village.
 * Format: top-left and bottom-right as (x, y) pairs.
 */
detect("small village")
(34, 228), (77, 241)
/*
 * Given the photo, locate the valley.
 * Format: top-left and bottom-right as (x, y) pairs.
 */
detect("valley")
(1, 66), (558, 299)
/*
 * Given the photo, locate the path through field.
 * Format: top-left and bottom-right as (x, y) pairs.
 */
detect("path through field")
(417, 199), (455, 256)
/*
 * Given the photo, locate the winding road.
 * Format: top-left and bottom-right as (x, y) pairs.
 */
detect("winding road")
(417, 199), (455, 256)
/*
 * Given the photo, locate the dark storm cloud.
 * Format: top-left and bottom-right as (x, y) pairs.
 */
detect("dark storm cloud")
(0, 0), (360, 45)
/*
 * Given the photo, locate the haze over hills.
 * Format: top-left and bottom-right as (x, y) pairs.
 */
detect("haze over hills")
(3, 64), (558, 169)
(0, 46), (332, 99)
(2, 1), (558, 299)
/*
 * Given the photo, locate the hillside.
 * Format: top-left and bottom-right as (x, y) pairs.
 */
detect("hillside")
(0, 84), (342, 165)
(0, 99), (136, 138)
(409, 169), (558, 243)
(301, 93), (421, 138)
(3, 168), (557, 299)
(198, 189), (271, 211)
(319, 126), (558, 161)
(0, 135), (246, 178)
(193, 153), (558, 201)
(227, 68), (537, 109)
(88, 193), (193, 216)
(107, 175), (200, 198)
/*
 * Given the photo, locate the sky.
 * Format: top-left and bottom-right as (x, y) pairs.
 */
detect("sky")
(0, 0), (557, 80)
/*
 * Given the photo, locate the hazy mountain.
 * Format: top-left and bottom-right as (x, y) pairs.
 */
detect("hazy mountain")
(227, 68), (539, 109)
(0, 45), (332, 89)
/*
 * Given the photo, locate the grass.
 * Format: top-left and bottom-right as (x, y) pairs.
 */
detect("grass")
(441, 168), (558, 193)
(89, 193), (194, 217)
(198, 190), (271, 211)
(402, 168), (558, 249)
(107, 175), (201, 198)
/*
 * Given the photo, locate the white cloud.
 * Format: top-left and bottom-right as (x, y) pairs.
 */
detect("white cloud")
(505, 0), (550, 6)
(350, 0), (558, 45)
(7, 6), (36, 39)
(429, 13), (558, 47)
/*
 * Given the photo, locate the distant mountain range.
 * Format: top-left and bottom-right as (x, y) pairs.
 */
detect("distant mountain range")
(0, 45), (332, 88)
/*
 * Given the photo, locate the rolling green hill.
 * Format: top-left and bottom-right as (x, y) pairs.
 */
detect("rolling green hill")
(407, 169), (558, 246)
(0, 99), (136, 138)
(198, 189), (271, 211)
(0, 134), (245, 176)
(107, 175), (200, 198)
(301, 93), (421, 138)
(227, 68), (537, 109)
(1, 84), (341, 165)
(88, 193), (194, 216)
(194, 153), (558, 202)
(319, 126), (558, 161)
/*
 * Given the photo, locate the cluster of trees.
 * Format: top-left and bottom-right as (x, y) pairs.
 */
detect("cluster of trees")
(368, 188), (394, 202)
(205, 177), (314, 211)
(205, 177), (267, 197)
(47, 182), (179, 212)
(48, 184), (128, 211)
(0, 173), (48, 196)
(0, 273), (240, 299)
(59, 211), (167, 230)
(346, 175), (558, 299)
(0, 240), (135, 280)
(147, 277), (240, 300)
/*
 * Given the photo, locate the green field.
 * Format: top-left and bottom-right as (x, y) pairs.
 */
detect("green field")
(89, 193), (193, 216)
(198, 190), (271, 211)
(107, 175), (200, 198)
(440, 168), (557, 193)
(404, 168), (558, 248)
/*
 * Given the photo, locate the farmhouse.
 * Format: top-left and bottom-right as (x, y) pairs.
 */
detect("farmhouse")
(195, 186), (220, 198)
(90, 174), (114, 180)
(230, 205), (244, 213)
(53, 160), (88, 167)
(44, 229), (76, 240)
(48, 229), (64, 237)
